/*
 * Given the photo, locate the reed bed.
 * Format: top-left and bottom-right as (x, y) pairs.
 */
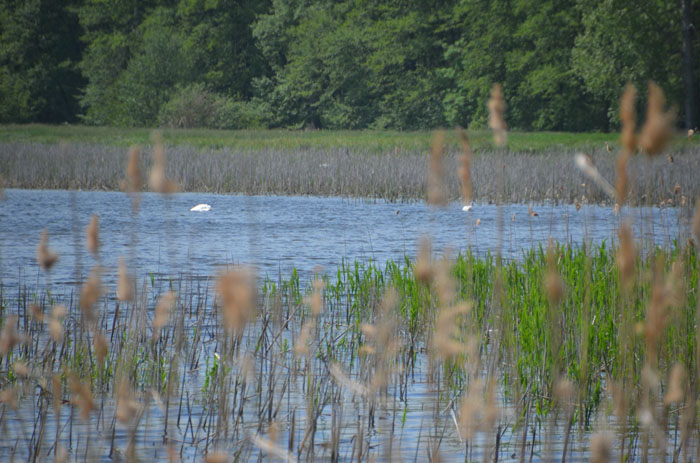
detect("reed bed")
(1, 141), (699, 205)
(0, 238), (699, 462)
(2, 82), (700, 462)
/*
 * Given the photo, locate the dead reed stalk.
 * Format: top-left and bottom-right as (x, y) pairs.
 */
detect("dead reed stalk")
(36, 229), (59, 271)
(488, 83), (507, 147)
(427, 130), (448, 206)
(639, 82), (674, 156)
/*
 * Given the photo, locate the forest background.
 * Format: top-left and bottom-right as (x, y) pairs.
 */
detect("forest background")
(1, 0), (697, 133)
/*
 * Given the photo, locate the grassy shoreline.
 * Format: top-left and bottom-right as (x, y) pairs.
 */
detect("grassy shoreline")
(0, 123), (674, 152)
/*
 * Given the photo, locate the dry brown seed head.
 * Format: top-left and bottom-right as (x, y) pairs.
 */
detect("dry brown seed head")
(68, 374), (94, 420)
(414, 237), (434, 284)
(619, 84), (637, 154)
(0, 316), (20, 356)
(52, 374), (62, 415)
(488, 83), (507, 147)
(12, 361), (29, 378)
(434, 302), (471, 359)
(427, 130), (448, 207)
(154, 291), (176, 334)
(94, 331), (108, 365)
(116, 378), (139, 424)
(664, 363), (686, 404)
(639, 82), (674, 156)
(457, 128), (473, 205)
(216, 267), (257, 336)
(126, 146), (142, 193)
(616, 222), (636, 287)
(545, 241), (564, 305)
(36, 229), (59, 271)
(49, 305), (66, 341)
(204, 452), (229, 463)
(116, 257), (134, 302)
(615, 150), (630, 205)
(148, 135), (179, 194)
(30, 304), (44, 322)
(590, 432), (613, 463)
(79, 266), (102, 318)
(85, 214), (99, 257)
(0, 386), (18, 410)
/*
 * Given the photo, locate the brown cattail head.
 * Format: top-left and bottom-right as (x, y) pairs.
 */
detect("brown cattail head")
(590, 432), (613, 463)
(204, 452), (229, 463)
(115, 377), (141, 425)
(126, 146), (142, 192)
(116, 257), (134, 302)
(148, 134), (179, 194)
(545, 242), (564, 305)
(433, 302), (471, 359)
(305, 279), (325, 316)
(52, 374), (62, 415)
(154, 291), (176, 337)
(79, 266), (102, 319)
(616, 222), (636, 287)
(615, 150), (630, 205)
(36, 229), (59, 271)
(620, 84), (637, 154)
(414, 237), (434, 284)
(457, 128), (473, 205)
(664, 363), (686, 404)
(68, 374), (94, 420)
(0, 316), (20, 356)
(94, 331), (108, 365)
(216, 267), (257, 336)
(639, 82), (674, 156)
(427, 130), (448, 207)
(85, 214), (99, 258)
(49, 305), (66, 342)
(488, 83), (507, 147)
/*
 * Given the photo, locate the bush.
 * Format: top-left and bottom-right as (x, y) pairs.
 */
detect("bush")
(158, 83), (217, 128)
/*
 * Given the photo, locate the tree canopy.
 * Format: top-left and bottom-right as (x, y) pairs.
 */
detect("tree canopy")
(1, 0), (698, 131)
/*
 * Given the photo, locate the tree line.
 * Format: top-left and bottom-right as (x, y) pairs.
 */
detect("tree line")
(1, 0), (697, 132)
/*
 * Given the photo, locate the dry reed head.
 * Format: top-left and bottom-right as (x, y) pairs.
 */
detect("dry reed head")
(575, 153), (615, 199)
(544, 241), (564, 305)
(116, 257), (134, 302)
(304, 278), (325, 316)
(639, 82), (674, 156)
(148, 134), (179, 194)
(115, 377), (142, 425)
(620, 84), (637, 153)
(126, 146), (142, 192)
(433, 302), (471, 359)
(0, 315), (20, 356)
(414, 237), (434, 284)
(616, 222), (636, 287)
(615, 150), (630, 205)
(488, 83), (507, 147)
(0, 386), (18, 410)
(458, 379), (497, 440)
(554, 379), (575, 415)
(52, 374), (62, 415)
(85, 214), (99, 257)
(664, 363), (686, 404)
(68, 374), (94, 420)
(427, 130), (448, 207)
(12, 360), (29, 378)
(216, 266), (257, 336)
(79, 266), (102, 319)
(94, 330), (108, 365)
(154, 291), (176, 338)
(294, 319), (315, 357)
(49, 304), (66, 341)
(456, 128), (472, 205)
(589, 432), (612, 463)
(204, 452), (229, 463)
(36, 229), (59, 271)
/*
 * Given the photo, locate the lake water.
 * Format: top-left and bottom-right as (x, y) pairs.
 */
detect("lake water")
(0, 189), (688, 290)
(0, 189), (692, 462)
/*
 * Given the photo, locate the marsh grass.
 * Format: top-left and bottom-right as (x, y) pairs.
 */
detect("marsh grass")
(1, 141), (699, 206)
(1, 83), (700, 463)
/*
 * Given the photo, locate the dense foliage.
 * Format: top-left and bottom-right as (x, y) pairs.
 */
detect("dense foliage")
(1, 0), (698, 131)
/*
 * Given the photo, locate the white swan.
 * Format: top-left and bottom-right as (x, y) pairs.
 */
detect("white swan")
(190, 204), (212, 212)
(462, 202), (474, 212)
